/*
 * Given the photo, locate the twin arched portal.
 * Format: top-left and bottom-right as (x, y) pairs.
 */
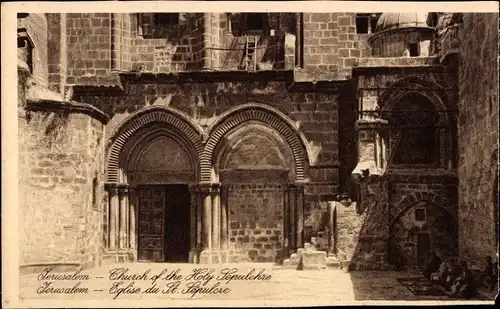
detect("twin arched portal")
(106, 104), (310, 185)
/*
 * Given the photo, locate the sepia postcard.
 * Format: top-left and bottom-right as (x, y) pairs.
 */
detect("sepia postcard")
(2, 1), (499, 307)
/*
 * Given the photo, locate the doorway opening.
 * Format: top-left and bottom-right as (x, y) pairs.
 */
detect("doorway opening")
(137, 184), (191, 263)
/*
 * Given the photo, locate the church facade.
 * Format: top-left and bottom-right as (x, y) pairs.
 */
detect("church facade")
(17, 12), (498, 272)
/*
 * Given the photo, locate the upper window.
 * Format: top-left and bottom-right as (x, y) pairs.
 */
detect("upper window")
(246, 13), (265, 31)
(154, 13), (179, 26)
(390, 94), (440, 166)
(92, 177), (98, 210)
(356, 14), (370, 34)
(408, 42), (420, 57)
(415, 208), (426, 222)
(356, 13), (379, 34)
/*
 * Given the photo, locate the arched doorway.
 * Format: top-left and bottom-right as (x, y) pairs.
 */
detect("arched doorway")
(215, 122), (294, 262)
(389, 201), (457, 269)
(127, 134), (195, 262)
(105, 107), (204, 263)
(199, 104), (310, 263)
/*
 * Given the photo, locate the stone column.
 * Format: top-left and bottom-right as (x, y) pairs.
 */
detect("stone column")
(288, 184), (297, 252)
(188, 184), (200, 263)
(202, 13), (212, 70)
(118, 185), (129, 250)
(328, 201), (336, 255)
(295, 183), (305, 249)
(199, 184), (212, 263)
(128, 186), (137, 254)
(108, 186), (119, 250)
(211, 183), (221, 250)
(283, 185), (290, 257)
(220, 184), (229, 250)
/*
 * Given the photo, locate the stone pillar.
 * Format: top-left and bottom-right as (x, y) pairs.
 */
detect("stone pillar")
(283, 185), (290, 257)
(199, 184), (212, 263)
(328, 201), (336, 255)
(211, 183), (221, 250)
(128, 186), (137, 255)
(188, 184), (200, 263)
(288, 184), (297, 252)
(108, 186), (119, 250)
(220, 184), (229, 250)
(118, 185), (129, 250)
(202, 13), (212, 70)
(295, 183), (305, 249)
(111, 13), (121, 70)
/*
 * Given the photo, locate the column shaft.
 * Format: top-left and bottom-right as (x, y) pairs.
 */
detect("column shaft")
(119, 187), (128, 249)
(288, 185), (297, 251)
(203, 190), (212, 250)
(129, 187), (137, 250)
(108, 188), (119, 250)
(220, 185), (229, 250)
(283, 186), (290, 257)
(211, 185), (221, 249)
(296, 184), (304, 248)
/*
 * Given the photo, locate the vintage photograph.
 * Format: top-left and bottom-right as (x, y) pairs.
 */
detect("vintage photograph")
(3, 1), (499, 306)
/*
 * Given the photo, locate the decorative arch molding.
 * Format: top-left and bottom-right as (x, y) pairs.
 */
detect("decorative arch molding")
(378, 85), (450, 126)
(200, 103), (310, 182)
(106, 106), (204, 183)
(390, 192), (456, 228)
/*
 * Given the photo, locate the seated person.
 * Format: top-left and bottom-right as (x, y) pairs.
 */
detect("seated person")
(445, 258), (462, 290)
(424, 251), (442, 280)
(449, 261), (477, 299)
(431, 258), (449, 286)
(481, 256), (498, 292)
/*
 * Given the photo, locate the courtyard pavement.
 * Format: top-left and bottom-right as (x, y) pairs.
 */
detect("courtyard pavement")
(16, 263), (496, 306)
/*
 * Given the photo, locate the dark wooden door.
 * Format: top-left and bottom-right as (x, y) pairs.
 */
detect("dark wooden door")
(417, 233), (431, 268)
(138, 187), (166, 262)
(164, 185), (191, 263)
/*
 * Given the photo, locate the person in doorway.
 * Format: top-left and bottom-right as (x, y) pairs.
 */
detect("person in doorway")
(449, 261), (477, 299)
(424, 251), (442, 280)
(445, 258), (462, 290)
(431, 256), (449, 287)
(481, 256), (498, 292)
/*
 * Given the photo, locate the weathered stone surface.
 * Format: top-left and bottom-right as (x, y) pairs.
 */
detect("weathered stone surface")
(456, 13), (499, 265)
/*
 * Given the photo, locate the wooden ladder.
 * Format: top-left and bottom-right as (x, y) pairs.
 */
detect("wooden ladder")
(244, 35), (258, 71)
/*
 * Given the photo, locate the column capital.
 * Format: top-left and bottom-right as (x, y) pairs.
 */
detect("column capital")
(210, 183), (221, 195)
(198, 182), (214, 194)
(117, 183), (129, 195)
(105, 183), (119, 194)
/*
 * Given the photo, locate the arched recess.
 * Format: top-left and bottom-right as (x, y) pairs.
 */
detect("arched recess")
(214, 122), (295, 181)
(378, 85), (454, 168)
(106, 106), (204, 183)
(200, 103), (310, 183)
(389, 200), (458, 269)
(104, 107), (205, 263)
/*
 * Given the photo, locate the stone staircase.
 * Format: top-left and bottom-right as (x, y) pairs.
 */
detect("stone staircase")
(282, 242), (347, 270)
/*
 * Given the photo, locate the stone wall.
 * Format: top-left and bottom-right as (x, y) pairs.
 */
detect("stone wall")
(19, 110), (106, 269)
(297, 13), (370, 81)
(75, 76), (340, 247)
(227, 183), (284, 262)
(457, 13), (499, 264)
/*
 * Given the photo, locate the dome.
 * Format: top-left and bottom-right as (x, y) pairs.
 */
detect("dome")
(374, 13), (436, 33)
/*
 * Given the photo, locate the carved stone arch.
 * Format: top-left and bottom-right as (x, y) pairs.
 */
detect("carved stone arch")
(118, 125), (200, 183)
(390, 192), (456, 228)
(106, 106), (204, 183)
(379, 88), (450, 126)
(200, 103), (310, 182)
(214, 121), (296, 181)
